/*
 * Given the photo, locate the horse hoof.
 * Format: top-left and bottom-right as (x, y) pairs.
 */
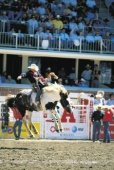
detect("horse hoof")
(30, 135), (34, 138)
(56, 130), (60, 133)
(60, 129), (63, 132)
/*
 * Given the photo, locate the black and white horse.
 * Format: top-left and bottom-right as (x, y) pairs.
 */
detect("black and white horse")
(5, 84), (73, 137)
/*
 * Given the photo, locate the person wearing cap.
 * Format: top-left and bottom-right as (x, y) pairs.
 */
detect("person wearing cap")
(52, 15), (63, 30)
(17, 64), (46, 104)
(78, 78), (88, 88)
(102, 105), (114, 143)
(94, 93), (105, 106)
(106, 93), (114, 106)
(81, 64), (92, 87)
(91, 64), (101, 88)
(91, 105), (104, 142)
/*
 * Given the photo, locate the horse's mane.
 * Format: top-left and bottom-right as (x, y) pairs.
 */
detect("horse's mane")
(43, 84), (68, 95)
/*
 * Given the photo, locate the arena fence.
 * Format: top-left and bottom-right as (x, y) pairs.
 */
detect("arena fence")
(0, 32), (114, 54)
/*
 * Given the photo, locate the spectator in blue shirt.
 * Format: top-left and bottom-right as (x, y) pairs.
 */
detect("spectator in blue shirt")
(78, 78), (88, 88)
(106, 93), (114, 106)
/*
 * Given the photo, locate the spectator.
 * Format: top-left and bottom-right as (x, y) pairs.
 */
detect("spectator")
(1, 71), (7, 83)
(63, 5), (71, 16)
(43, 28), (53, 47)
(94, 93), (105, 106)
(52, 28), (60, 48)
(52, 15), (63, 30)
(58, 78), (63, 85)
(103, 31), (111, 51)
(17, 29), (26, 46)
(12, 107), (23, 140)
(37, 3), (46, 16)
(68, 67), (77, 86)
(55, 4), (64, 16)
(7, 27), (16, 44)
(35, 27), (44, 47)
(78, 78), (88, 87)
(94, 32), (103, 51)
(106, 93), (114, 106)
(45, 17), (53, 31)
(38, 15), (46, 30)
(85, 31), (94, 50)
(102, 105), (114, 143)
(27, 15), (38, 34)
(45, 67), (58, 84)
(58, 67), (66, 80)
(111, 32), (114, 52)
(91, 64), (101, 88)
(68, 17), (78, 31)
(81, 64), (92, 87)
(60, 28), (70, 48)
(5, 75), (17, 84)
(91, 104), (104, 142)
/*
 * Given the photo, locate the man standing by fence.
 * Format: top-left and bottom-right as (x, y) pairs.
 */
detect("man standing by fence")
(91, 105), (104, 142)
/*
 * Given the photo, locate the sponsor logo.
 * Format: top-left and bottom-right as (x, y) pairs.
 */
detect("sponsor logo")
(50, 126), (55, 132)
(72, 126), (84, 133)
(2, 126), (13, 134)
(72, 126), (77, 133)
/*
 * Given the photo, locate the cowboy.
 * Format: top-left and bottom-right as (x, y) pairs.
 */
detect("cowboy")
(102, 105), (114, 143)
(17, 64), (46, 103)
(91, 104), (104, 142)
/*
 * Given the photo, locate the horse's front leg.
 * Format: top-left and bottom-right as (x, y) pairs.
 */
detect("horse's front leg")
(53, 109), (63, 132)
(22, 116), (35, 138)
(51, 110), (60, 133)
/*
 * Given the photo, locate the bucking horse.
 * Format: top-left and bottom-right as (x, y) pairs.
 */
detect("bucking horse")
(3, 82), (73, 138)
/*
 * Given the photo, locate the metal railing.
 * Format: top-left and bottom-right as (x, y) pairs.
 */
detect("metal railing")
(0, 32), (114, 54)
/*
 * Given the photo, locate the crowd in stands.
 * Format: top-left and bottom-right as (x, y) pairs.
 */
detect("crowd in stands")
(0, 71), (17, 84)
(0, 0), (114, 51)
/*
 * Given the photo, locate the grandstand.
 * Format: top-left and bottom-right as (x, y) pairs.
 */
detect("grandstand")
(0, 0), (114, 91)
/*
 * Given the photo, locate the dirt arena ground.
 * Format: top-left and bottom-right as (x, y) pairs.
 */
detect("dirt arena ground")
(0, 139), (114, 170)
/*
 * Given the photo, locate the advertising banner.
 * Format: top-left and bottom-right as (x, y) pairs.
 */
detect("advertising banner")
(0, 122), (40, 139)
(45, 122), (88, 139)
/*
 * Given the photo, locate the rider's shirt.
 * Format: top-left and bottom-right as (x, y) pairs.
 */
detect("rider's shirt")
(20, 70), (42, 83)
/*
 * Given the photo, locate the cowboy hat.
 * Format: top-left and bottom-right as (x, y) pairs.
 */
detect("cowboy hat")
(85, 64), (91, 68)
(96, 104), (102, 109)
(102, 105), (110, 109)
(28, 64), (39, 71)
(96, 94), (102, 98)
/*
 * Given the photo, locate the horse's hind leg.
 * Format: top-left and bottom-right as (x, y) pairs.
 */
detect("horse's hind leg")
(23, 116), (35, 138)
(51, 110), (60, 133)
(53, 109), (63, 132)
(27, 111), (39, 135)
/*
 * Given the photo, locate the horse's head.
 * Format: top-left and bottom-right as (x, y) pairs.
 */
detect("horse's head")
(60, 92), (73, 114)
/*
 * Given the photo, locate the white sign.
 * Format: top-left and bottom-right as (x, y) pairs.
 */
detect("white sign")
(45, 122), (87, 139)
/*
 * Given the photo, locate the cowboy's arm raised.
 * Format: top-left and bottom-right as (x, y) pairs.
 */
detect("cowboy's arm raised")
(17, 73), (27, 80)
(49, 72), (58, 79)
